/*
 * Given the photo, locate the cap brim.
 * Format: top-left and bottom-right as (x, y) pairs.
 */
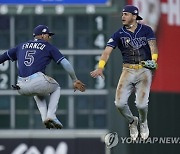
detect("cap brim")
(49, 32), (55, 36)
(137, 16), (143, 20)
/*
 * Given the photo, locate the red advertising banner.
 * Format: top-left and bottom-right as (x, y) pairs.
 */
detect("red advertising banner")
(127, 0), (180, 93)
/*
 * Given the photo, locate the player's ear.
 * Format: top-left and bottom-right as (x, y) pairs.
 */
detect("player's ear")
(133, 15), (137, 20)
(132, 14), (137, 20)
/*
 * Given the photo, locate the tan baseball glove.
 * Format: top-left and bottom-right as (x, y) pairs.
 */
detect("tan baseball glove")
(73, 80), (86, 92)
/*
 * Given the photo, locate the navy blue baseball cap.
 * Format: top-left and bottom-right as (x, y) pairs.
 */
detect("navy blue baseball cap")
(122, 5), (143, 20)
(33, 25), (55, 37)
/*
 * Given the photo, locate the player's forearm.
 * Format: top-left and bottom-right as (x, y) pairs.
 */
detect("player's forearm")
(98, 46), (113, 69)
(60, 58), (77, 82)
(148, 39), (158, 61)
(100, 46), (113, 61)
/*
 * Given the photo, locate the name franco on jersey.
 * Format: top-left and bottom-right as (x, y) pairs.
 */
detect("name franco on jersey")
(22, 42), (46, 50)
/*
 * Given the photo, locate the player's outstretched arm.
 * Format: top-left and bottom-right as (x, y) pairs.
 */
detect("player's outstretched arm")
(60, 58), (86, 92)
(90, 46), (113, 78)
(60, 58), (77, 81)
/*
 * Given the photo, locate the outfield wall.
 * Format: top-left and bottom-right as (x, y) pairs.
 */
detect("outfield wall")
(0, 129), (110, 154)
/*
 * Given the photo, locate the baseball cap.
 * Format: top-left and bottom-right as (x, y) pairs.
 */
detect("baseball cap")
(122, 5), (143, 20)
(33, 25), (55, 37)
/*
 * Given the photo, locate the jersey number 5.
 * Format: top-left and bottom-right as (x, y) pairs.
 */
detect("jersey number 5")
(24, 50), (36, 66)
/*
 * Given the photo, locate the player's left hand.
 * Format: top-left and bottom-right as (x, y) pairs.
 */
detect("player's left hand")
(141, 60), (158, 70)
(73, 80), (86, 92)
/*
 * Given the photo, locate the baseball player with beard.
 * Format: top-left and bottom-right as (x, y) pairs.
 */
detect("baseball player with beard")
(0, 25), (85, 129)
(91, 5), (158, 140)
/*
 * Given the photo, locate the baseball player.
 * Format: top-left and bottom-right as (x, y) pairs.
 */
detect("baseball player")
(90, 5), (158, 140)
(0, 25), (85, 129)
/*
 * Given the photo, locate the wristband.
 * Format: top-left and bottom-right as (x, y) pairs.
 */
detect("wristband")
(98, 60), (106, 69)
(152, 54), (158, 61)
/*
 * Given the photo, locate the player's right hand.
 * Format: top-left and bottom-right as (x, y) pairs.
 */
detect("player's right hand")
(73, 80), (86, 92)
(90, 68), (104, 78)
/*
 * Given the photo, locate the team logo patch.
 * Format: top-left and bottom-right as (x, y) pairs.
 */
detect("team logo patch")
(107, 38), (114, 43)
(125, 38), (130, 43)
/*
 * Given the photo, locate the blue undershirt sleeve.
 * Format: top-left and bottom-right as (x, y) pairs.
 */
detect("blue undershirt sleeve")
(60, 58), (77, 82)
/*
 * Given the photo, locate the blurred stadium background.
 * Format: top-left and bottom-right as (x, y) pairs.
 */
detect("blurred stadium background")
(0, 0), (180, 153)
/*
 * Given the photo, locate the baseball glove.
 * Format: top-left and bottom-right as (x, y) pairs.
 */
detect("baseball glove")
(141, 60), (158, 70)
(73, 80), (86, 92)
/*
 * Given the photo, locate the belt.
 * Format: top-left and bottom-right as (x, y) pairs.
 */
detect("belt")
(18, 72), (42, 81)
(123, 64), (143, 69)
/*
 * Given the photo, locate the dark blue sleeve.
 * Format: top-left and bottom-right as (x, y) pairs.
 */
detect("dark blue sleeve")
(7, 46), (18, 61)
(0, 52), (10, 64)
(49, 45), (65, 64)
(146, 26), (156, 41)
(106, 31), (120, 49)
(0, 46), (18, 64)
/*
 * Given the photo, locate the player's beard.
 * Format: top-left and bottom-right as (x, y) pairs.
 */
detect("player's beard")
(123, 19), (136, 29)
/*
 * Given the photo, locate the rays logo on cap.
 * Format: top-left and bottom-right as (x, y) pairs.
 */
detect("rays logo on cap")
(42, 28), (47, 32)
(134, 10), (138, 14)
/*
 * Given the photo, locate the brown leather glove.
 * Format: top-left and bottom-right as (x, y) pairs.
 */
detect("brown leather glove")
(73, 80), (86, 92)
